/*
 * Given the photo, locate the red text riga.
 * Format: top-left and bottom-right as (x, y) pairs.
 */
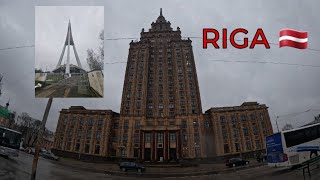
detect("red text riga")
(203, 28), (270, 49)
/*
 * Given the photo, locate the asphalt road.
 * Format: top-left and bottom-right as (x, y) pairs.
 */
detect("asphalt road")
(0, 152), (127, 180)
(0, 152), (319, 180)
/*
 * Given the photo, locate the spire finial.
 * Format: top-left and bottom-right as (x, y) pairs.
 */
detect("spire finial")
(160, 8), (162, 16)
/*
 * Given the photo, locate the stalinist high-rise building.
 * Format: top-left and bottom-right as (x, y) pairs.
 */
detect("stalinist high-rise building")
(118, 9), (205, 161)
(53, 9), (273, 162)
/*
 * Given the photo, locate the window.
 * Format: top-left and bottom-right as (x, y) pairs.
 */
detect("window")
(134, 134), (139, 143)
(284, 125), (320, 147)
(157, 133), (163, 143)
(87, 130), (92, 139)
(124, 120), (129, 129)
(224, 144), (230, 153)
(183, 132), (188, 142)
(123, 133), (128, 143)
(85, 144), (90, 153)
(181, 120), (187, 128)
(235, 143), (240, 152)
(75, 143), (80, 152)
(222, 130), (228, 140)
(112, 137), (118, 142)
(231, 115), (237, 123)
(253, 126), (258, 135)
(243, 128), (249, 136)
(233, 129), (239, 138)
(250, 114), (256, 121)
(169, 121), (175, 126)
(220, 116), (226, 124)
(134, 148), (139, 158)
(96, 131), (101, 140)
(246, 141), (252, 150)
(240, 115), (246, 121)
(255, 140), (261, 149)
(87, 119), (93, 126)
(145, 133), (151, 143)
(113, 122), (119, 129)
(95, 145), (100, 154)
(170, 133), (176, 142)
(204, 120), (210, 128)
(97, 119), (103, 126)
(135, 120), (140, 128)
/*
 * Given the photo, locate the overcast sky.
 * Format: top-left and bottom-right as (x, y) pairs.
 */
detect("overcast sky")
(35, 6), (104, 71)
(0, 0), (320, 132)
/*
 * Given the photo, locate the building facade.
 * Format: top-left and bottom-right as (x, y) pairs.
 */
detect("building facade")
(53, 106), (119, 160)
(118, 9), (205, 161)
(53, 10), (274, 162)
(204, 102), (273, 158)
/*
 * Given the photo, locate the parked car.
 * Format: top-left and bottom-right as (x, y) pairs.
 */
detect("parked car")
(256, 155), (267, 162)
(40, 151), (59, 161)
(119, 162), (145, 173)
(226, 158), (250, 168)
(25, 147), (35, 155)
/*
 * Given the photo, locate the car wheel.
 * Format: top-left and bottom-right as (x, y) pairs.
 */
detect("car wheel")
(137, 168), (142, 173)
(232, 164), (236, 167)
(246, 161), (249, 165)
(121, 167), (126, 172)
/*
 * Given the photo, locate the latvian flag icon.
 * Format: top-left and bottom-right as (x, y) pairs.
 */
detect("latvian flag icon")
(279, 29), (308, 49)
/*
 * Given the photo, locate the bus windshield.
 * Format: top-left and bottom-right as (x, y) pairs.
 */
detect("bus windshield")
(0, 128), (22, 149)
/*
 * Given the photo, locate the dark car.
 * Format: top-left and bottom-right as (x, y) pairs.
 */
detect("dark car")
(119, 162), (145, 173)
(40, 151), (59, 161)
(226, 158), (250, 168)
(256, 155), (267, 162)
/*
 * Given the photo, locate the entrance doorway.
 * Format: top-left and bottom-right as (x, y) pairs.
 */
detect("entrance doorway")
(144, 148), (151, 161)
(157, 148), (164, 161)
(169, 148), (177, 161)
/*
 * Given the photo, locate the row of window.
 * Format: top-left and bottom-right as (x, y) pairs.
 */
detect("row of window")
(223, 140), (262, 154)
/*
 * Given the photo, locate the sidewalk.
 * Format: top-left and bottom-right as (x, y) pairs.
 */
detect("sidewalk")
(53, 157), (265, 177)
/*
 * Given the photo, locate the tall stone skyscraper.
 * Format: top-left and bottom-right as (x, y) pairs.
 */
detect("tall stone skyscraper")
(118, 9), (205, 161)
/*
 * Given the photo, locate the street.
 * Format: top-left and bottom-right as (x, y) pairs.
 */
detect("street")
(0, 152), (123, 180)
(0, 152), (319, 180)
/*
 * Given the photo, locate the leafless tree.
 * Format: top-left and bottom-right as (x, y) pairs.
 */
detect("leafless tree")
(86, 30), (104, 71)
(16, 112), (42, 147)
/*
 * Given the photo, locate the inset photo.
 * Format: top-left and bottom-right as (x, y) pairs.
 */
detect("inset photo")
(35, 6), (104, 98)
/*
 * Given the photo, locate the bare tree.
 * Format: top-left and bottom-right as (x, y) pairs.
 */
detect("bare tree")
(86, 30), (104, 71)
(17, 112), (42, 147)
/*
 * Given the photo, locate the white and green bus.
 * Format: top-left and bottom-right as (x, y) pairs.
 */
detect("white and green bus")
(266, 122), (320, 167)
(0, 126), (22, 157)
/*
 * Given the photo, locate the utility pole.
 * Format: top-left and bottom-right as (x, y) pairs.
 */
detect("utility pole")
(0, 73), (3, 97)
(31, 97), (53, 180)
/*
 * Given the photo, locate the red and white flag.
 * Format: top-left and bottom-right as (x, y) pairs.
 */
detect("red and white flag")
(279, 29), (308, 49)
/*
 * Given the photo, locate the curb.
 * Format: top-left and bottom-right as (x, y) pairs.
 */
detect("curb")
(54, 160), (266, 178)
(104, 163), (266, 178)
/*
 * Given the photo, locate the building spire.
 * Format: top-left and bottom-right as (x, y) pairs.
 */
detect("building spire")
(160, 8), (162, 16)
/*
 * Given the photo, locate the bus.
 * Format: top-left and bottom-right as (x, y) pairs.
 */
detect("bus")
(266, 122), (320, 167)
(0, 126), (22, 157)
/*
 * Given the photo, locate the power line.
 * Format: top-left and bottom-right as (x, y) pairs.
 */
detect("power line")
(0, 45), (34, 51)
